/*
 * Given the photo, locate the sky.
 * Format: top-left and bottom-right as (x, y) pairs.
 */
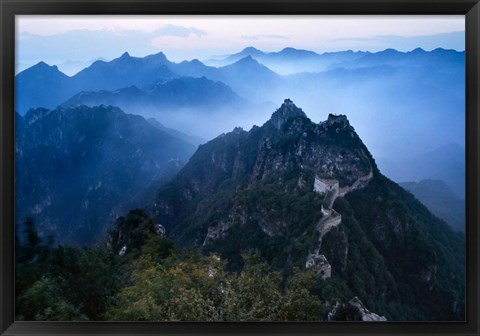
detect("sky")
(16, 15), (464, 75)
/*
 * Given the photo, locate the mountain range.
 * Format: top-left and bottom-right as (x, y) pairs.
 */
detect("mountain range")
(62, 76), (248, 117)
(400, 179), (465, 232)
(15, 51), (279, 115)
(206, 46), (463, 75)
(14, 93), (465, 320)
(16, 105), (195, 245)
(16, 48), (464, 166)
(377, 143), (465, 199)
(14, 42), (466, 322)
(152, 100), (464, 321)
(206, 46), (366, 74)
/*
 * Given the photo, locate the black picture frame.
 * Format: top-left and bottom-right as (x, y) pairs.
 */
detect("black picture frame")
(1, 0), (479, 335)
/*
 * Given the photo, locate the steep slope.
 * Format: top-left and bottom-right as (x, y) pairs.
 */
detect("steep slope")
(147, 118), (206, 147)
(153, 99), (464, 321)
(400, 179), (465, 232)
(16, 105), (195, 245)
(15, 62), (72, 113)
(377, 143), (465, 199)
(213, 56), (284, 102)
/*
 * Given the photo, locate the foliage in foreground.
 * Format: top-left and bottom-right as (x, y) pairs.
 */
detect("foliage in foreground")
(16, 211), (327, 321)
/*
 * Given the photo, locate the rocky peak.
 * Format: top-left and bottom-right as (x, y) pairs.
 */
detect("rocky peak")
(269, 99), (307, 130)
(326, 113), (350, 127)
(145, 51), (169, 65)
(120, 51), (131, 59)
(236, 55), (258, 65)
(24, 62), (62, 76)
(24, 107), (52, 125)
(242, 46), (262, 53)
(114, 52), (136, 65)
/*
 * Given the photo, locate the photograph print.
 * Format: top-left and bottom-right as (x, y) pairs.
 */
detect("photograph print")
(14, 15), (465, 322)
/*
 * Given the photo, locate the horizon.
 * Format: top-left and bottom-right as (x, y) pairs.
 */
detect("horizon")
(18, 45), (465, 76)
(16, 15), (464, 74)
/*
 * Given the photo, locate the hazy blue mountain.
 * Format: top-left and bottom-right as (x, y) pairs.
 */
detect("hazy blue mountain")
(163, 55), (284, 103)
(172, 59), (218, 79)
(377, 143), (465, 199)
(16, 105), (195, 246)
(15, 62), (72, 114)
(147, 118), (206, 147)
(62, 77), (247, 113)
(213, 56), (284, 102)
(206, 47), (366, 74)
(328, 48), (464, 71)
(16, 49), (465, 170)
(221, 46), (267, 63)
(15, 51), (281, 114)
(153, 99), (464, 321)
(72, 52), (176, 91)
(60, 76), (253, 140)
(400, 179), (465, 232)
(15, 52), (177, 114)
(58, 57), (109, 76)
(285, 53), (464, 166)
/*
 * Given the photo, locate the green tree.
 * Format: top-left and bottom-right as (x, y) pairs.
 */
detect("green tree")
(221, 253), (282, 321)
(278, 268), (325, 321)
(107, 253), (225, 321)
(16, 276), (88, 321)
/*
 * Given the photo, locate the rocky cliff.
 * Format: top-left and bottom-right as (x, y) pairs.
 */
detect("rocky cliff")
(153, 99), (464, 320)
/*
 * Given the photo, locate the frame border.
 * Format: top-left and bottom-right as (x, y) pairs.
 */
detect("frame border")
(1, 0), (479, 335)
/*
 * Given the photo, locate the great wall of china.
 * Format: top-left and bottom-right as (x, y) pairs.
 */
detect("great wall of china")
(306, 170), (373, 279)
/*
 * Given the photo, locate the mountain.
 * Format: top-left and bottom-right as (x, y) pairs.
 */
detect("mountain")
(213, 56), (284, 102)
(15, 62), (72, 114)
(221, 46), (267, 64)
(377, 143), (465, 199)
(16, 49), (465, 173)
(15, 52), (280, 114)
(147, 118), (206, 147)
(15, 52), (177, 114)
(286, 54), (464, 165)
(169, 55), (284, 103)
(73, 52), (176, 91)
(16, 105), (196, 246)
(62, 77), (247, 114)
(206, 47), (366, 74)
(328, 48), (464, 71)
(153, 99), (464, 321)
(400, 180), (465, 232)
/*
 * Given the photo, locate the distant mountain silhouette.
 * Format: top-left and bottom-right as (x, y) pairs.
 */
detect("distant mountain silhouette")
(62, 77), (247, 113)
(400, 179), (465, 232)
(147, 118), (206, 147)
(73, 52), (176, 91)
(15, 52), (177, 114)
(377, 143), (465, 199)
(206, 46), (367, 74)
(328, 48), (464, 70)
(16, 48), (465, 177)
(16, 52), (283, 113)
(15, 62), (72, 114)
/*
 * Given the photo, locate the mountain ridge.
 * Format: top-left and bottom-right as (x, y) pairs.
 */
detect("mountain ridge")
(152, 99), (464, 321)
(16, 105), (196, 245)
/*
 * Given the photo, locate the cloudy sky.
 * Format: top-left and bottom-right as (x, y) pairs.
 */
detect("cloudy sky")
(16, 15), (464, 75)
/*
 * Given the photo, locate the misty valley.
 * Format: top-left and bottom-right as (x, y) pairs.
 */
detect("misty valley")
(15, 47), (465, 322)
